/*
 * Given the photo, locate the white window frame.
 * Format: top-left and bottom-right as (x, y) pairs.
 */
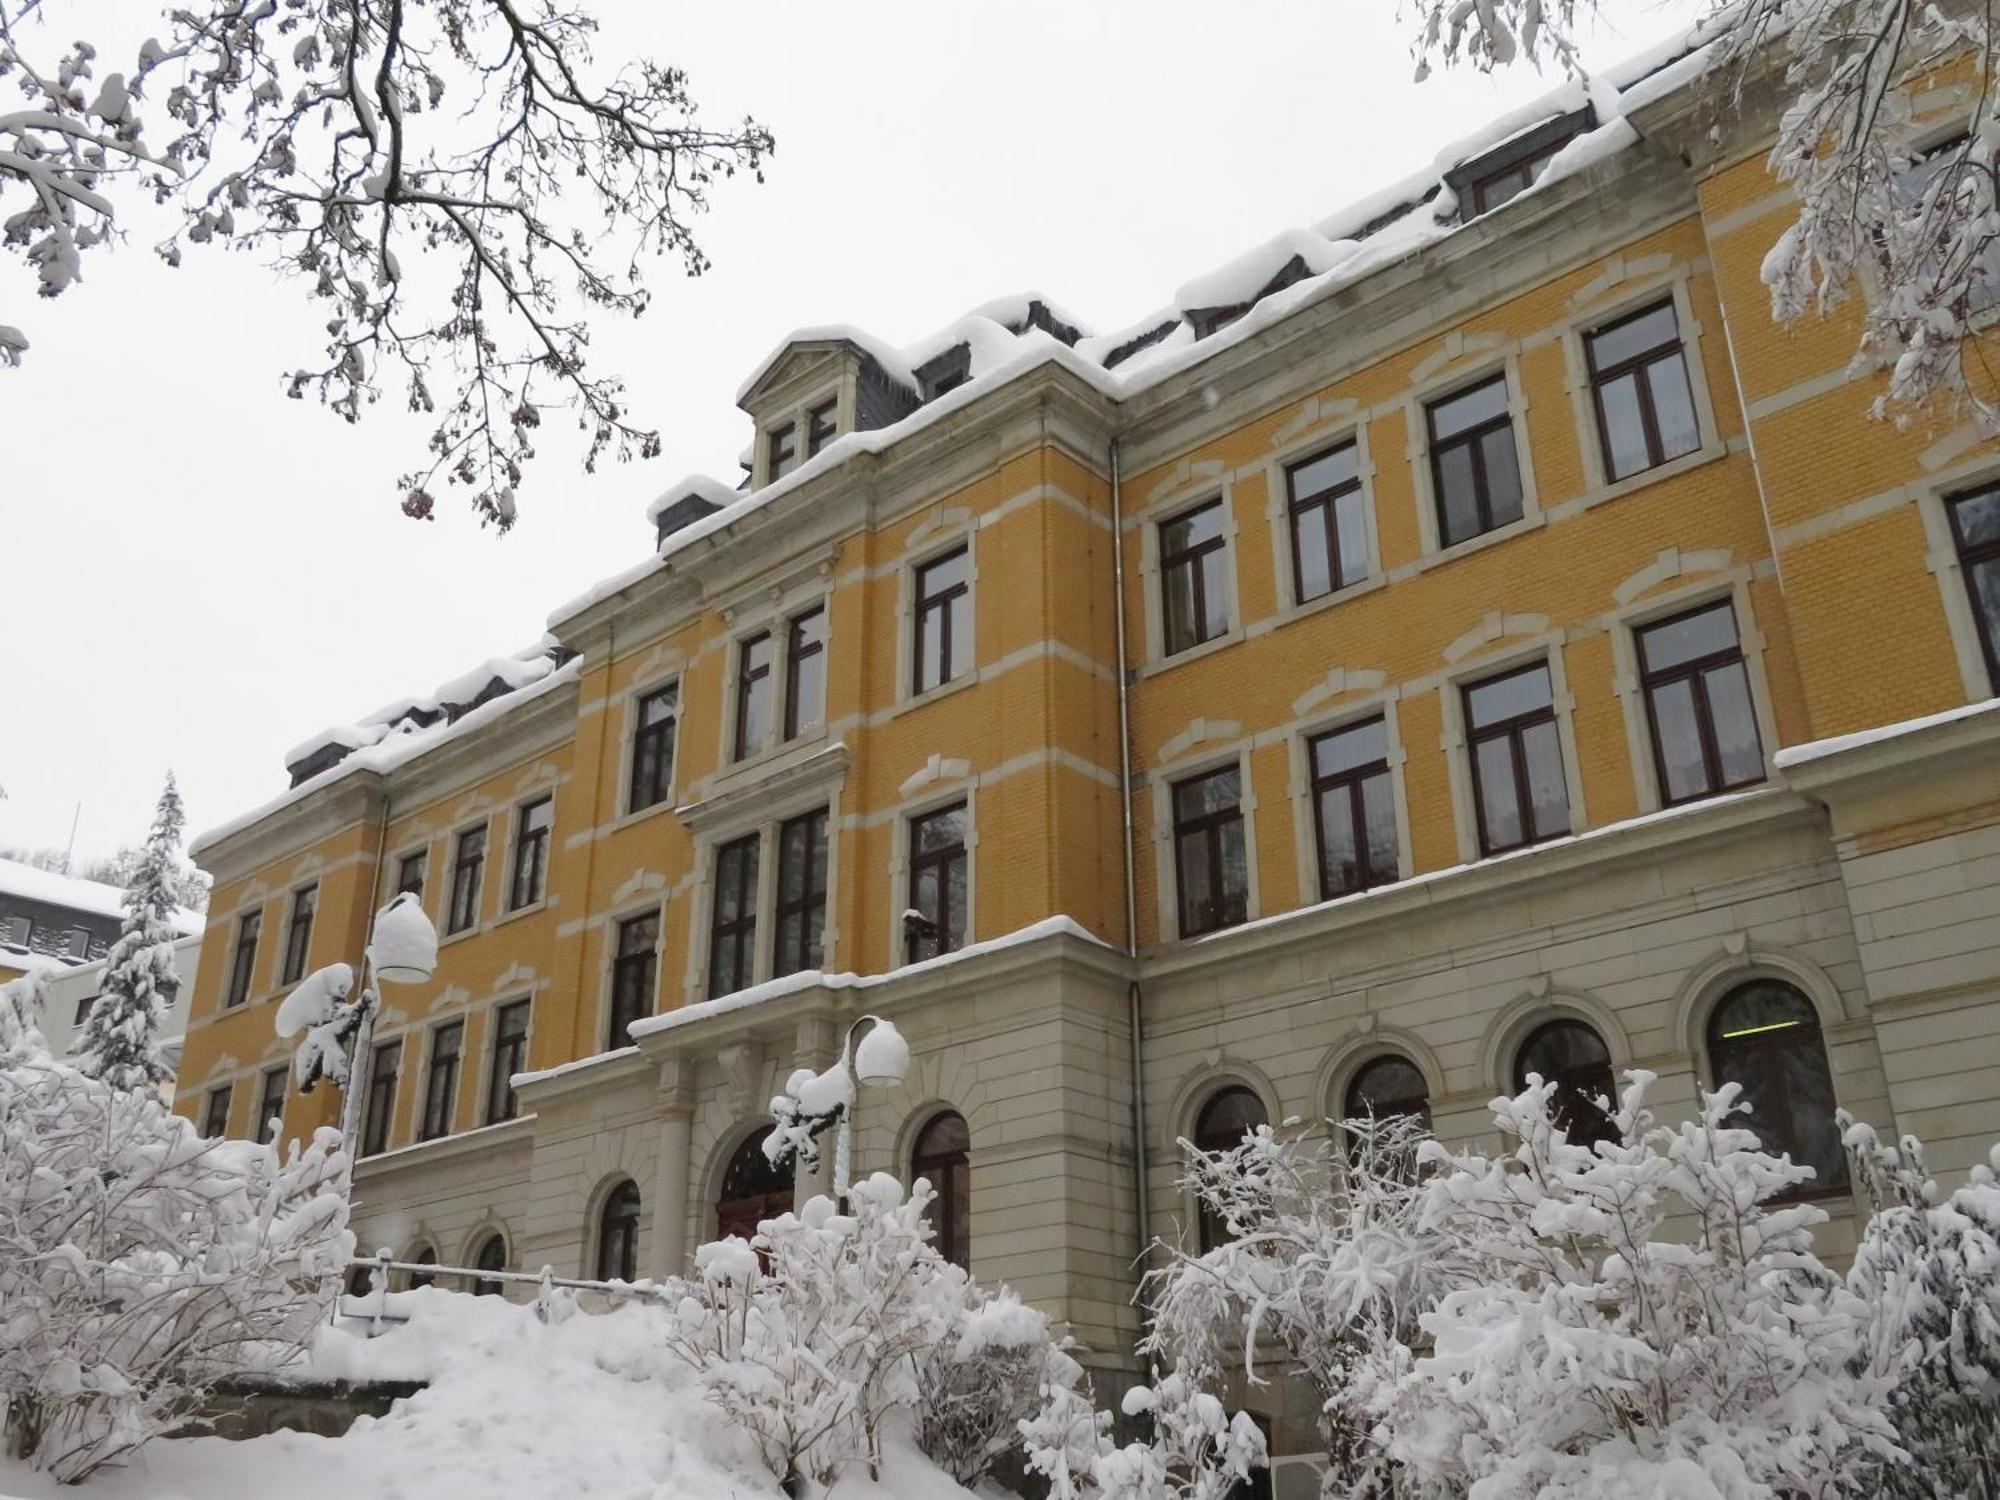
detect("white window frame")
(1917, 458), (2000, 703)
(684, 783), (846, 1003)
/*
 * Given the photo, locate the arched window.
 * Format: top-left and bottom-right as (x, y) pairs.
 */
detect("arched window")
(1343, 1055), (1431, 1127)
(1514, 1019), (1618, 1151)
(344, 1264), (375, 1300)
(716, 1127), (794, 1243)
(406, 1243), (438, 1291)
(1707, 979), (1848, 1197)
(1191, 1085), (1268, 1253)
(470, 1231), (507, 1295)
(912, 1111), (971, 1269)
(596, 1180), (641, 1283)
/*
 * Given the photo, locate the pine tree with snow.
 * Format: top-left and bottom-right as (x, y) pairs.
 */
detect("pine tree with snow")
(74, 775), (185, 1093)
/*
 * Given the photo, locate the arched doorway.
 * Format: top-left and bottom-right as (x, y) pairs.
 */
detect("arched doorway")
(911, 1110), (971, 1269)
(716, 1125), (795, 1242)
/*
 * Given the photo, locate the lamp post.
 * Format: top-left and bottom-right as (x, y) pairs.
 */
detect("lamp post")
(831, 1013), (910, 1199)
(335, 893), (438, 1158)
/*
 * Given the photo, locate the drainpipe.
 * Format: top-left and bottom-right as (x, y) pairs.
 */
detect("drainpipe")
(1109, 437), (1150, 1268)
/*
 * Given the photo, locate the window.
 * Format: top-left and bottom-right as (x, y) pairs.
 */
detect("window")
(1192, 1086), (1268, 1251)
(471, 1232), (507, 1296)
(395, 850), (427, 899)
(278, 886), (317, 986)
(1947, 481), (2000, 691)
(407, 1245), (438, 1291)
(421, 1019), (463, 1141)
(1637, 601), (1765, 805)
(486, 999), (531, 1124)
(1159, 499), (1230, 655)
(708, 836), (760, 997)
(1309, 717), (1398, 899)
(1514, 1019), (1618, 1151)
(774, 808), (829, 978)
(226, 910), (261, 1006)
(1708, 980), (1848, 1198)
(256, 1066), (287, 1144)
(1286, 443), (1369, 603)
(446, 825), (486, 935)
(906, 802), (968, 962)
(607, 911), (659, 1047)
(913, 546), (971, 694)
(1428, 374), (1523, 548)
(1585, 300), (1700, 482)
(597, 1180), (642, 1281)
(1891, 135), (2000, 312)
(202, 1083), (232, 1139)
(716, 1128), (793, 1243)
(784, 606), (827, 739)
(2, 914), (28, 948)
(63, 927), (90, 960)
(912, 1111), (971, 1269)
(508, 796), (553, 910)
(766, 421), (798, 482)
(1344, 1055), (1431, 1128)
(1468, 130), (1576, 215)
(75, 994), (97, 1030)
(734, 632), (775, 760)
(805, 399), (837, 458)
(361, 1038), (400, 1156)
(628, 684), (679, 813)
(1464, 662), (1570, 855)
(1173, 766), (1248, 938)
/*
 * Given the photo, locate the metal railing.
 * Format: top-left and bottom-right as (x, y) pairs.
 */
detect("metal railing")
(337, 1248), (671, 1336)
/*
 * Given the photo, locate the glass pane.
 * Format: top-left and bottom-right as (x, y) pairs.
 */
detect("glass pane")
(805, 903), (825, 969)
(779, 821), (808, 902)
(1588, 302), (1679, 369)
(948, 593), (971, 678)
(639, 686), (677, 727)
(1649, 677), (1709, 802)
(944, 854), (968, 948)
(1703, 663), (1766, 786)
(1969, 556), (2000, 666)
(1195, 1086), (1267, 1148)
(809, 819), (829, 894)
(1640, 602), (1738, 672)
(1646, 352), (1700, 462)
(1348, 1056), (1427, 1117)
(912, 865), (939, 925)
(1362, 771), (1399, 883)
(1430, 376), (1508, 440)
(1477, 168), (1527, 213)
(1334, 488), (1370, 587)
(1162, 560), (1199, 652)
(618, 914), (657, 958)
(1466, 665), (1552, 728)
(915, 805), (966, 855)
(1198, 551), (1230, 641)
(1521, 720), (1570, 838)
(1289, 443), (1358, 499)
(1474, 737), (1523, 849)
(1597, 372), (1651, 481)
(1479, 426), (1523, 526)
(920, 548), (968, 599)
(1317, 786), (1360, 896)
(918, 1110), (970, 1158)
(1435, 442), (1481, 546)
(708, 932), (742, 995)
(1518, 1019), (1609, 1078)
(1292, 504), (1333, 602)
(739, 676), (769, 755)
(1711, 980), (1817, 1039)
(1952, 486), (2000, 547)
(1162, 501), (1224, 556)
(1176, 767), (1240, 820)
(1177, 829), (1212, 931)
(1313, 718), (1388, 778)
(775, 912), (803, 972)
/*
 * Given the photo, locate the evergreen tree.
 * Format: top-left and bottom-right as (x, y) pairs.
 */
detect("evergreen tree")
(74, 774), (186, 1092)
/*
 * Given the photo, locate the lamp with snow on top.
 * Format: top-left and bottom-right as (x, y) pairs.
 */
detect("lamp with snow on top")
(833, 1014), (908, 1201)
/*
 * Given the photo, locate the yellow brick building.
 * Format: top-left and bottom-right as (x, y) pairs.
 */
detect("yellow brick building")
(181, 39), (2000, 1483)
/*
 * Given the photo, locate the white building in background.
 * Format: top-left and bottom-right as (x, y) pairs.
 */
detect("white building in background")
(41, 932), (202, 1101)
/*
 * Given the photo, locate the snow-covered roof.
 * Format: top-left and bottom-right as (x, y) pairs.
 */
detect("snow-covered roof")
(0, 858), (204, 935)
(560, 20), (1725, 632)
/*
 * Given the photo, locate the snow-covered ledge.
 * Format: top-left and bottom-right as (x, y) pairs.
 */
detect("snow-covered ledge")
(1773, 697), (2000, 796)
(351, 1112), (537, 1180)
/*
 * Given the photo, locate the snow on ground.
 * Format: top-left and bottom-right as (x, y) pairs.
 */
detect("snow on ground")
(0, 1288), (984, 1500)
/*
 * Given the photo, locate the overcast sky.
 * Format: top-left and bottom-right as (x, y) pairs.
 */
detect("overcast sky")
(3, 0), (1702, 870)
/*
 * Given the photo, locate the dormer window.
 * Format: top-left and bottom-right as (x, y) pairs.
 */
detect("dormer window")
(806, 399), (838, 458)
(1451, 105), (1593, 218)
(767, 421), (798, 482)
(915, 344), (971, 403)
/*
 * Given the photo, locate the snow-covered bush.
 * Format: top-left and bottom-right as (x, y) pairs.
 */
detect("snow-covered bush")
(74, 775), (185, 1093)
(1844, 1113), (2000, 1497)
(0, 969), (49, 1060)
(1018, 1362), (1266, 1500)
(917, 1287), (1070, 1486)
(0, 1043), (353, 1482)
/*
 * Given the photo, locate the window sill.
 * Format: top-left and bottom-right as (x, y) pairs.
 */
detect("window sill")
(887, 669), (980, 719)
(491, 897), (551, 931)
(714, 722), (832, 783)
(1140, 627), (1245, 680)
(1407, 511), (1545, 575)
(1548, 441), (1729, 521)
(1263, 573), (1387, 633)
(437, 923), (484, 951)
(606, 794), (683, 839)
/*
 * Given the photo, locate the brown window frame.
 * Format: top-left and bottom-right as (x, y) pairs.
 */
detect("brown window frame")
(1159, 498), (1230, 656)
(225, 909), (261, 1007)
(733, 631), (774, 761)
(606, 910), (659, 1048)
(1584, 299), (1700, 481)
(912, 546), (970, 695)
(906, 802), (968, 962)
(1285, 442), (1367, 604)
(1191, 1085), (1268, 1252)
(446, 824), (486, 935)
(774, 808), (829, 978)
(766, 421), (797, 481)
(361, 1038), (400, 1156)
(627, 683), (678, 813)
(1469, 139), (1569, 215)
(1463, 661), (1570, 856)
(257, 1066), (288, 1143)
(912, 1110), (971, 1269)
(420, 1019), (463, 1142)
(1947, 481), (2000, 692)
(507, 795), (554, 911)
(1707, 980), (1849, 1201)
(1172, 765), (1248, 939)
(1513, 1018), (1618, 1151)
(1307, 716), (1398, 900)
(485, 998), (532, 1124)
(805, 399), (837, 458)
(783, 606), (827, 740)
(395, 850), (427, 899)
(1426, 373), (1523, 548)
(280, 885), (316, 987)
(707, 835), (761, 998)
(1636, 600), (1766, 806)
(202, 1083), (232, 1139)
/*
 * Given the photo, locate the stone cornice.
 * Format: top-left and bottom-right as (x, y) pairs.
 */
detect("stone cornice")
(352, 1112), (536, 1181)
(1776, 703), (2000, 801)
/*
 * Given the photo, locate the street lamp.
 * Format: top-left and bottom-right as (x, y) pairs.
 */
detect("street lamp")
(831, 1013), (910, 1199)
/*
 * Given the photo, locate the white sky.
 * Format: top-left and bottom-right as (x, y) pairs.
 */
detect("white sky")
(3, 0), (1702, 866)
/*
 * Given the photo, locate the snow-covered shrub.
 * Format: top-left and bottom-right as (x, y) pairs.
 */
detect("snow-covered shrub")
(0, 969), (49, 1060)
(1382, 1073), (1901, 1499)
(916, 1287), (1070, 1487)
(1844, 1113), (2000, 1497)
(1019, 1362), (1266, 1500)
(0, 1044), (353, 1482)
